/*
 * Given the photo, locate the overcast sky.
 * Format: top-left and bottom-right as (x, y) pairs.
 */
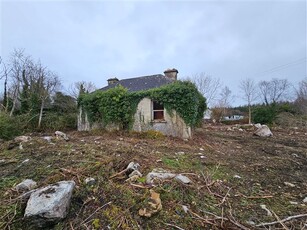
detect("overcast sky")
(1, 0), (306, 106)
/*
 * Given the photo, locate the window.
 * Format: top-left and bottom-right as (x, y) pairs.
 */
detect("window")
(152, 101), (164, 121)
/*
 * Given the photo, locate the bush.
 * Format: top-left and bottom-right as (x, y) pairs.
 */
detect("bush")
(0, 113), (21, 140)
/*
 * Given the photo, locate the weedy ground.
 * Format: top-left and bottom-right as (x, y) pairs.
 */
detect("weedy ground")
(0, 124), (306, 229)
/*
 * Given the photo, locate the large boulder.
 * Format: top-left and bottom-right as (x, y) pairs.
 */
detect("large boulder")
(254, 125), (273, 137)
(24, 181), (75, 227)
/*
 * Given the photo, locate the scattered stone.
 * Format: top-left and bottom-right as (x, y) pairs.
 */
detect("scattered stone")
(54, 131), (69, 141)
(139, 190), (162, 217)
(24, 181), (75, 227)
(126, 162), (140, 171)
(85, 178), (96, 186)
(238, 128), (244, 132)
(15, 179), (37, 192)
(200, 155), (206, 159)
(246, 220), (256, 225)
(14, 135), (31, 142)
(260, 204), (272, 217)
(175, 151), (185, 155)
(0, 159), (5, 163)
(284, 182), (295, 187)
(303, 197), (307, 203)
(233, 175), (241, 179)
(146, 168), (191, 184)
(42, 136), (52, 142)
(19, 144), (23, 150)
(289, 201), (298, 205)
(182, 205), (189, 213)
(22, 159), (30, 164)
(119, 138), (124, 141)
(254, 125), (273, 137)
(199, 148), (204, 151)
(175, 174), (191, 184)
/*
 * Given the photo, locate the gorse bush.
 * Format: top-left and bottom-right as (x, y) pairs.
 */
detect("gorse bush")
(79, 81), (207, 129)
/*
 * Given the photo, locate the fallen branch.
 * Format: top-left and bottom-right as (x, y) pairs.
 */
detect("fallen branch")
(109, 168), (128, 179)
(164, 223), (185, 230)
(217, 188), (231, 206)
(256, 213), (307, 227)
(129, 183), (152, 189)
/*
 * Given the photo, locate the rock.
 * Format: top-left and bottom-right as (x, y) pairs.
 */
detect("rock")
(246, 220), (256, 225)
(54, 131), (69, 141)
(24, 181), (75, 227)
(126, 162), (140, 171)
(15, 179), (37, 192)
(139, 190), (162, 217)
(182, 205), (189, 213)
(254, 123), (262, 129)
(14, 135), (31, 142)
(175, 174), (191, 184)
(233, 175), (241, 179)
(200, 155), (206, 159)
(199, 148), (204, 151)
(85, 178), (96, 186)
(254, 125), (273, 137)
(175, 151), (185, 155)
(289, 201), (298, 205)
(22, 159), (30, 164)
(42, 136), (52, 142)
(284, 182), (295, 187)
(303, 197), (307, 203)
(146, 168), (191, 184)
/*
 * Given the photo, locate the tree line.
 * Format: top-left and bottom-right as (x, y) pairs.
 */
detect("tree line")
(187, 73), (307, 125)
(0, 49), (96, 140)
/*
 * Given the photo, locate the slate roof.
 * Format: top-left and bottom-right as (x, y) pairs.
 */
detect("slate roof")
(99, 74), (175, 92)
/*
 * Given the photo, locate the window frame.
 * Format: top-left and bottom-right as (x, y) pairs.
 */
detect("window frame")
(152, 100), (165, 121)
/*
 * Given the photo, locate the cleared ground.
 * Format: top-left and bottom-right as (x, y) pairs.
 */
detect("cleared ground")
(0, 124), (306, 229)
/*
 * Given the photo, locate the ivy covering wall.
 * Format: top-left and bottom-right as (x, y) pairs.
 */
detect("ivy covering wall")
(78, 81), (207, 129)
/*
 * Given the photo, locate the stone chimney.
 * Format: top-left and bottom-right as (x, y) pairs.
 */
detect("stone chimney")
(164, 68), (178, 80)
(107, 77), (119, 86)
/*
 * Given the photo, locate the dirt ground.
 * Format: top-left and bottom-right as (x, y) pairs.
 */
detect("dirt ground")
(0, 124), (306, 229)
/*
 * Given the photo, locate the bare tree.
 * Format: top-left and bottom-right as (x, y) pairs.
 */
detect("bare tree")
(68, 81), (97, 100)
(186, 73), (221, 107)
(35, 64), (61, 128)
(212, 86), (233, 121)
(239, 78), (258, 124)
(295, 78), (307, 114)
(259, 78), (292, 105)
(8, 49), (33, 116)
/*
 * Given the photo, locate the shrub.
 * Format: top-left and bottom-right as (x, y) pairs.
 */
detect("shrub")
(0, 113), (21, 140)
